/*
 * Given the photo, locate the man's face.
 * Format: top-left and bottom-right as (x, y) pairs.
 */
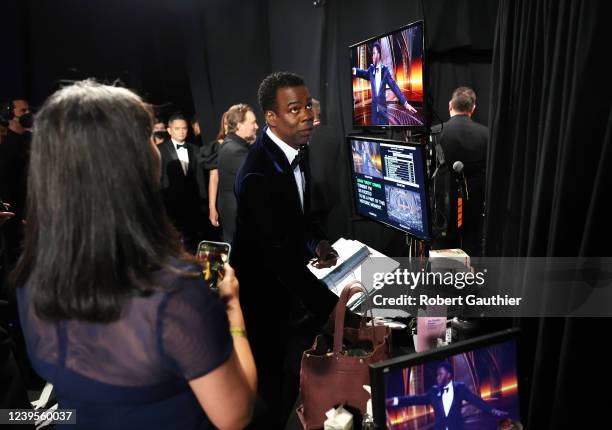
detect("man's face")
(436, 367), (452, 387)
(167, 119), (188, 142)
(192, 121), (201, 136)
(236, 110), (259, 144)
(267, 85), (314, 149)
(12, 100), (30, 118)
(372, 46), (381, 65)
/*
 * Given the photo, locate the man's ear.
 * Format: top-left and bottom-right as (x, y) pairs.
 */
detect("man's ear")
(448, 101), (453, 113)
(266, 110), (277, 128)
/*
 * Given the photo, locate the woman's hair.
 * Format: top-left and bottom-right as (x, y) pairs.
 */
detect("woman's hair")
(12, 80), (183, 322)
(216, 111), (228, 142)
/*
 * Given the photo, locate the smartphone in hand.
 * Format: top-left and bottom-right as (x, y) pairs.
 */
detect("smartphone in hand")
(196, 240), (231, 290)
(0, 199), (9, 212)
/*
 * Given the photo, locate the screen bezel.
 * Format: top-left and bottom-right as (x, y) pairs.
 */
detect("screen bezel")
(369, 328), (521, 428)
(347, 135), (432, 241)
(349, 19), (428, 130)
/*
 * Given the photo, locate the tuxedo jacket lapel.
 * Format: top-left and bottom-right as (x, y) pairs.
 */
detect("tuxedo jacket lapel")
(262, 133), (305, 215)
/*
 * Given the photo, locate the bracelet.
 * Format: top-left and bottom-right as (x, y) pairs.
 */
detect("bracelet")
(230, 327), (247, 338)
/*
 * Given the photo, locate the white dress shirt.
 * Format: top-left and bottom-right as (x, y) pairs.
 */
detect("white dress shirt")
(442, 381), (454, 429)
(374, 64), (381, 97)
(266, 128), (305, 211)
(171, 138), (189, 175)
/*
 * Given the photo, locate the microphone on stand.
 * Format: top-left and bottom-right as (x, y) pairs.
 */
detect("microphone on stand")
(452, 161), (468, 200)
(452, 161), (467, 237)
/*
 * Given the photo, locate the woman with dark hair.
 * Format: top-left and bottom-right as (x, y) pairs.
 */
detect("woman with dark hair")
(13, 81), (256, 429)
(201, 111), (228, 228)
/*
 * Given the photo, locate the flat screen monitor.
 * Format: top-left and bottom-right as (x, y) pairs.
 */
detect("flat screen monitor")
(348, 136), (431, 241)
(350, 20), (425, 128)
(370, 329), (522, 430)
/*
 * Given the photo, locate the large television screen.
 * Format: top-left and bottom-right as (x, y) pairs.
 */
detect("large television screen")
(350, 20), (425, 128)
(371, 330), (522, 430)
(349, 136), (431, 241)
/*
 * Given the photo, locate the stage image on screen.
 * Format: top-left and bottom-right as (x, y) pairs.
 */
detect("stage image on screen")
(385, 185), (423, 233)
(351, 20), (424, 127)
(383, 340), (520, 430)
(349, 137), (430, 241)
(351, 139), (384, 178)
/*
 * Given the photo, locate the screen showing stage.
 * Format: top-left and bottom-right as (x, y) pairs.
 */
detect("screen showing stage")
(349, 136), (431, 241)
(382, 339), (520, 430)
(350, 20), (425, 128)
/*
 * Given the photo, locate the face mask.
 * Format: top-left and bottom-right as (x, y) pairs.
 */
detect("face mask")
(19, 112), (34, 129)
(153, 130), (168, 140)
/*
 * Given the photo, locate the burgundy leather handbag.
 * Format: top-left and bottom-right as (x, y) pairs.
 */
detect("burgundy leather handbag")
(297, 281), (392, 429)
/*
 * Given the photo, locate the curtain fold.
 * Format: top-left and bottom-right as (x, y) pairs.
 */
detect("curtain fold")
(487, 0), (612, 426)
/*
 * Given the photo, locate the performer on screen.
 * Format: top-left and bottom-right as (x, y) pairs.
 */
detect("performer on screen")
(386, 363), (508, 430)
(352, 41), (417, 125)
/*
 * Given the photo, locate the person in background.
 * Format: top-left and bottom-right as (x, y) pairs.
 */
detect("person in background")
(191, 115), (203, 148)
(217, 104), (259, 243)
(0, 122), (7, 145)
(201, 111), (228, 230)
(431, 87), (487, 256)
(12, 80), (257, 429)
(307, 97), (342, 237)
(0, 99), (33, 270)
(152, 119), (167, 145)
(158, 113), (203, 252)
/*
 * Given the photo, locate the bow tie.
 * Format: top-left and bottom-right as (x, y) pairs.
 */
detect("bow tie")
(175, 144), (186, 150)
(440, 387), (449, 394)
(290, 144), (309, 171)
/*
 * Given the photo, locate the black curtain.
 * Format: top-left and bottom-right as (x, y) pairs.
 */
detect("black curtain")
(486, 0), (612, 427)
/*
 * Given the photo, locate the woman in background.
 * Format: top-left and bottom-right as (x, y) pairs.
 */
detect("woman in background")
(13, 81), (256, 430)
(203, 111), (228, 228)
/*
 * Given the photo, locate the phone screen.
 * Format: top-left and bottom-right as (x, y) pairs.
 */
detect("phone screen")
(196, 241), (231, 290)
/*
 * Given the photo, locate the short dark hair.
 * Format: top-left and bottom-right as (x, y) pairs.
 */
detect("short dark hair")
(257, 71), (306, 113)
(372, 41), (382, 55)
(437, 362), (453, 376)
(12, 80), (183, 322)
(168, 113), (188, 125)
(451, 87), (476, 113)
(226, 103), (253, 133)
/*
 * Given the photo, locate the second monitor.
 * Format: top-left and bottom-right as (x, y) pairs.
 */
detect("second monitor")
(349, 136), (431, 241)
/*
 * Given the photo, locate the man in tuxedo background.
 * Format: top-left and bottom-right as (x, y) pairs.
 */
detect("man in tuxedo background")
(386, 363), (508, 430)
(231, 72), (340, 428)
(352, 41), (417, 125)
(158, 114), (202, 252)
(431, 87), (487, 256)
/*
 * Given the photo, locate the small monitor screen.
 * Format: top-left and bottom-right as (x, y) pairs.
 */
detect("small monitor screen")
(349, 136), (431, 241)
(373, 332), (521, 430)
(350, 20), (425, 128)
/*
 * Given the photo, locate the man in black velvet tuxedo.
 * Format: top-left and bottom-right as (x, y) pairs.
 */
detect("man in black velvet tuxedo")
(231, 72), (340, 427)
(431, 87), (488, 256)
(158, 114), (202, 252)
(386, 363), (507, 430)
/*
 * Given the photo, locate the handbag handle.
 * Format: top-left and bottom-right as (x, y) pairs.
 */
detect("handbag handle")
(332, 281), (377, 354)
